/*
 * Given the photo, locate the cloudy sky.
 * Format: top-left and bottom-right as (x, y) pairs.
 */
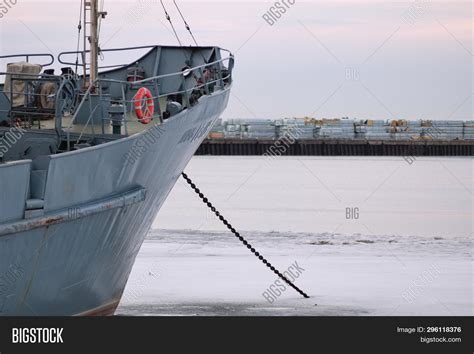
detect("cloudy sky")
(0, 0), (472, 120)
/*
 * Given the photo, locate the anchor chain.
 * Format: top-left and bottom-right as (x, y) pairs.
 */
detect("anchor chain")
(182, 172), (310, 299)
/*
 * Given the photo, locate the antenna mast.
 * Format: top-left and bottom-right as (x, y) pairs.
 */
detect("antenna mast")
(84, 0), (107, 85)
(90, 0), (99, 83)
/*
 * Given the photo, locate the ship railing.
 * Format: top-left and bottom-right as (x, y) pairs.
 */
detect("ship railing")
(0, 53), (55, 68)
(58, 45), (158, 72)
(0, 71), (72, 135)
(65, 53), (234, 149)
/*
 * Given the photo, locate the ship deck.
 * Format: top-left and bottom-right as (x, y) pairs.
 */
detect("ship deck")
(31, 113), (153, 137)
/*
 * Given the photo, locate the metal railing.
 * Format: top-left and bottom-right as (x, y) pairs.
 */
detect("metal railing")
(65, 52), (234, 149)
(0, 49), (234, 152)
(0, 54), (55, 68)
(58, 45), (158, 72)
(0, 71), (68, 133)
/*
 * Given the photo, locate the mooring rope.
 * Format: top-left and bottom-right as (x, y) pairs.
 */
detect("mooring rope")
(181, 172), (310, 299)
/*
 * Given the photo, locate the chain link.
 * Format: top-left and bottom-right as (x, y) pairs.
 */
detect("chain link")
(182, 172), (310, 299)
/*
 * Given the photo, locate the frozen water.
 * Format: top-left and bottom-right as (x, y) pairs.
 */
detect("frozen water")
(117, 156), (472, 316)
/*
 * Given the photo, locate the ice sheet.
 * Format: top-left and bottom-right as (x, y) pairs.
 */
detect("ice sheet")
(117, 157), (472, 316)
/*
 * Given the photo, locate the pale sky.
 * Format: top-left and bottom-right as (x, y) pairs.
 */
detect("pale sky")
(0, 0), (472, 120)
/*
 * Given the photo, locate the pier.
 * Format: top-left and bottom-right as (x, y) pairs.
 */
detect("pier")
(197, 118), (474, 156)
(196, 139), (473, 156)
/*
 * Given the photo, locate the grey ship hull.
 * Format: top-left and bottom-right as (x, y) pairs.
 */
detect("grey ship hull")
(0, 88), (230, 316)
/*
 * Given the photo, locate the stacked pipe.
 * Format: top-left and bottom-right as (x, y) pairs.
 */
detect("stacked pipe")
(207, 118), (474, 141)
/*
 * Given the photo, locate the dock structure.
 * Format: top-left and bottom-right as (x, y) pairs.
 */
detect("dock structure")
(196, 138), (473, 156)
(196, 118), (474, 156)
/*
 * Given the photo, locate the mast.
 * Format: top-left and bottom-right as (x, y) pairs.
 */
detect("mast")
(90, 0), (99, 83)
(84, 0), (106, 85)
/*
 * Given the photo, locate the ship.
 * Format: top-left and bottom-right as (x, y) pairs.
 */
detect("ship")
(0, 0), (233, 315)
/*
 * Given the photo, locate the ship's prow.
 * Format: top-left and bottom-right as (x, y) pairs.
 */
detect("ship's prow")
(0, 1), (234, 315)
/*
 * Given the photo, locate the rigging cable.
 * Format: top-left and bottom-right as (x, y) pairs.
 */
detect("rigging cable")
(75, 0), (84, 74)
(97, 0), (105, 61)
(172, 0), (209, 65)
(181, 173), (311, 300)
(173, 0), (199, 46)
(160, 0), (183, 46)
(97, 0), (105, 37)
